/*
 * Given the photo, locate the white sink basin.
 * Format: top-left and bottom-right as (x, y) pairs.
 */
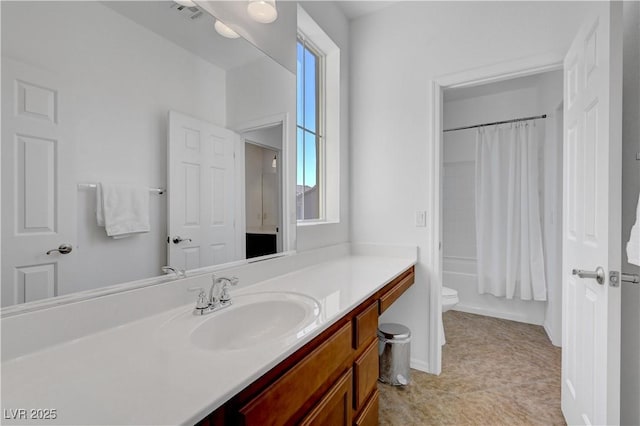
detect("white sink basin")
(188, 292), (321, 352)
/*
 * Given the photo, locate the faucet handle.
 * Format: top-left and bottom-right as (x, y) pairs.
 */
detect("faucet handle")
(188, 287), (209, 310)
(218, 276), (239, 287)
(218, 277), (239, 304)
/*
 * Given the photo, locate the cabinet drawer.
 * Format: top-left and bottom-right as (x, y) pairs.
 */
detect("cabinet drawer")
(239, 322), (352, 425)
(353, 301), (378, 350)
(379, 268), (415, 314)
(354, 389), (379, 426)
(353, 339), (379, 411)
(300, 369), (353, 426)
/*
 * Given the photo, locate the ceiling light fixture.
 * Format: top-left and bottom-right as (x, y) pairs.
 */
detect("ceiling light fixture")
(247, 0), (278, 24)
(174, 0), (196, 7)
(214, 20), (240, 39)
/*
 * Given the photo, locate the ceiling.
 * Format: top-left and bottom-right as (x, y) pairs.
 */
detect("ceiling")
(103, 1), (264, 71)
(334, 1), (400, 20)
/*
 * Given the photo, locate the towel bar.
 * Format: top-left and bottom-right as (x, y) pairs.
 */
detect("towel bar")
(77, 183), (164, 195)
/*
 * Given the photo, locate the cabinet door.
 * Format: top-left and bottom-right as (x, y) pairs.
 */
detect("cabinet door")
(353, 301), (378, 351)
(239, 323), (352, 425)
(300, 369), (353, 426)
(354, 389), (379, 426)
(354, 339), (379, 411)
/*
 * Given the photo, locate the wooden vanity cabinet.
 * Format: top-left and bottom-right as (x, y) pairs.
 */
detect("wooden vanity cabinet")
(300, 369), (353, 425)
(353, 301), (378, 351)
(196, 266), (414, 426)
(353, 339), (379, 412)
(238, 322), (353, 425)
(379, 267), (415, 314)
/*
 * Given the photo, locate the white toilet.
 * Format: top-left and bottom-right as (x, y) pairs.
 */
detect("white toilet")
(440, 286), (459, 345)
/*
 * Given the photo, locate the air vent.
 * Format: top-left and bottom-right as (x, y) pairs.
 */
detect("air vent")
(171, 3), (203, 20)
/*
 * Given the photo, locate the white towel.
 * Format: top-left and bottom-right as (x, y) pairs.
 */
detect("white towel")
(96, 183), (150, 238)
(627, 194), (640, 266)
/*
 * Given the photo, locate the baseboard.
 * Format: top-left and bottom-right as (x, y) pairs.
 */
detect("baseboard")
(453, 303), (544, 326)
(543, 323), (562, 347)
(410, 358), (431, 373)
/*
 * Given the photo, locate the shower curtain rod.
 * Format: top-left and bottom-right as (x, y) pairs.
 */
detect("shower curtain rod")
(443, 114), (547, 133)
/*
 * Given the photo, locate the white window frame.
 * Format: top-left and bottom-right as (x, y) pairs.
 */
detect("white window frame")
(297, 33), (326, 222)
(297, 4), (340, 226)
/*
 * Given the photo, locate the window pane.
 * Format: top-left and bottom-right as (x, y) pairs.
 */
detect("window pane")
(303, 131), (319, 219)
(297, 127), (304, 187)
(303, 47), (316, 133)
(296, 127), (304, 220)
(295, 39), (321, 221)
(296, 42), (303, 127)
(304, 131), (317, 188)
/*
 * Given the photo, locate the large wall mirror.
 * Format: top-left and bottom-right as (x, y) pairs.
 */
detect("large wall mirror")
(1, 1), (296, 310)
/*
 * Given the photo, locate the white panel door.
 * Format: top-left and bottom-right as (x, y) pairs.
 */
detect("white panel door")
(1, 58), (76, 307)
(168, 111), (239, 270)
(561, 3), (623, 425)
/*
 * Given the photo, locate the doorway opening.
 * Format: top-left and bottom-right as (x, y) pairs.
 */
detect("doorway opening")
(440, 70), (564, 346)
(434, 68), (565, 421)
(242, 124), (283, 259)
(426, 56), (566, 376)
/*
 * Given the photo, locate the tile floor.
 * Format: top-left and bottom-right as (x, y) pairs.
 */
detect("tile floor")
(378, 310), (564, 425)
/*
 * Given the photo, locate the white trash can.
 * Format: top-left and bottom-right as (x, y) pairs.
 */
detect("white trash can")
(377, 323), (411, 386)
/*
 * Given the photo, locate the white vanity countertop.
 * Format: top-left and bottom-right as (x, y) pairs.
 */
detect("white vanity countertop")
(1, 253), (416, 426)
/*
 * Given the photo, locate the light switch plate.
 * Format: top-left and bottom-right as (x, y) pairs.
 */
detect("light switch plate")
(415, 211), (427, 227)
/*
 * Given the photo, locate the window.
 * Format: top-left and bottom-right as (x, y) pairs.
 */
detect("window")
(296, 36), (323, 221)
(296, 4), (340, 225)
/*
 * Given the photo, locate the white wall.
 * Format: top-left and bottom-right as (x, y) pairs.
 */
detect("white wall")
(621, 2), (640, 424)
(295, 2), (350, 252)
(244, 125), (282, 151)
(1, 2), (226, 293)
(350, 1), (592, 372)
(442, 72), (562, 338)
(245, 144), (264, 230)
(537, 71), (564, 347)
(260, 148), (279, 230)
(244, 142), (279, 233)
(226, 56), (295, 132)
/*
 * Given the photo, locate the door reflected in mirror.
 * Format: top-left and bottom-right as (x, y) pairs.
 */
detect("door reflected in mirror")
(1, 1), (295, 308)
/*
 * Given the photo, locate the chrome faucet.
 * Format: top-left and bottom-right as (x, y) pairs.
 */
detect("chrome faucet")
(190, 274), (239, 316)
(213, 276), (240, 305)
(161, 266), (186, 278)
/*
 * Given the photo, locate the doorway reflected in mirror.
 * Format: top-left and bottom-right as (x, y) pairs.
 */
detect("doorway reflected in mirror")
(243, 124), (283, 259)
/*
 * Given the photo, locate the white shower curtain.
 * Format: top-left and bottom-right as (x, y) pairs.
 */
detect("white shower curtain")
(475, 122), (547, 301)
